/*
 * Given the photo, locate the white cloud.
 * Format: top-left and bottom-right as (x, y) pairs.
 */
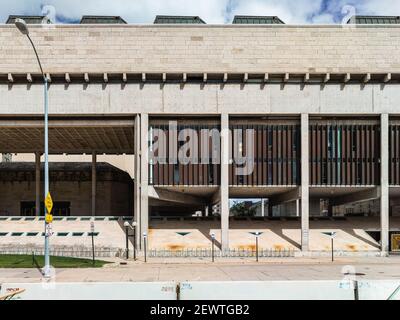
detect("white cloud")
(0, 0), (399, 24)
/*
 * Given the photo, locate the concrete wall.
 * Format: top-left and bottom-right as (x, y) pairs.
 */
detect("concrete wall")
(1, 83), (400, 115)
(10, 154), (134, 179)
(0, 180), (132, 216)
(0, 25), (399, 74)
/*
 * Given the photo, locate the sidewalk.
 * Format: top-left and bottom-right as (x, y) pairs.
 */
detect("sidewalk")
(1, 256), (400, 283)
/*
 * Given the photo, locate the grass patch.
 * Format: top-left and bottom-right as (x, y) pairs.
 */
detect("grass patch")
(0, 254), (111, 268)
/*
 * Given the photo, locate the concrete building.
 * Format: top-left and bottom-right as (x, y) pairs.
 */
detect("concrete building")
(0, 14), (400, 255)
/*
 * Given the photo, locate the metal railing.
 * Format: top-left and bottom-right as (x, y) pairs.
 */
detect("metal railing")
(148, 248), (295, 258)
(0, 246), (121, 258)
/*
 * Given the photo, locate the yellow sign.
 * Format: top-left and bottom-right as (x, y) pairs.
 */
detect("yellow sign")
(45, 192), (53, 214)
(45, 214), (53, 224)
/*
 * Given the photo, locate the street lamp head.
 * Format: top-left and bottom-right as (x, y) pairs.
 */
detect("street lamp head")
(123, 221), (130, 228)
(15, 18), (29, 35)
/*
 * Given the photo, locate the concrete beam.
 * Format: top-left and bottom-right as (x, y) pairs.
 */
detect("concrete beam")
(330, 187), (380, 206)
(284, 73), (290, 82)
(269, 187), (301, 207)
(363, 73), (371, 83)
(210, 189), (221, 205)
(301, 114), (309, 252)
(384, 73), (391, 83)
(149, 187), (206, 205)
(381, 114), (389, 254)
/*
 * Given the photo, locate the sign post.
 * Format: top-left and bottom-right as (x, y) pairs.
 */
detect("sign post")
(211, 233), (215, 262)
(90, 222), (95, 266)
(322, 232), (337, 262)
(143, 232), (147, 263)
(250, 232), (262, 262)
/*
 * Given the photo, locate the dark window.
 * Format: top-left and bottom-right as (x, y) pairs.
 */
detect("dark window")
(20, 201), (71, 216)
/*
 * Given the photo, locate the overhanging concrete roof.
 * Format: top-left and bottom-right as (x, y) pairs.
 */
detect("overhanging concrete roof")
(0, 118), (134, 154)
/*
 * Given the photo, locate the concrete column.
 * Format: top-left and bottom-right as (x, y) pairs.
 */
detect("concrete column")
(91, 152), (96, 217)
(220, 113), (230, 251)
(267, 202), (273, 217)
(35, 152), (41, 216)
(134, 114), (141, 248)
(140, 113), (149, 249)
(261, 198), (265, 217)
(381, 113), (389, 254)
(296, 199), (300, 217)
(301, 114), (310, 252)
(327, 201), (333, 217)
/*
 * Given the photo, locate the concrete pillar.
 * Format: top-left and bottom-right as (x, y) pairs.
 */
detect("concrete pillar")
(140, 113), (149, 249)
(301, 114), (310, 252)
(35, 152), (41, 216)
(327, 201), (333, 217)
(91, 152), (96, 217)
(205, 205), (209, 217)
(134, 114), (141, 248)
(381, 113), (389, 254)
(220, 113), (230, 251)
(267, 201), (273, 217)
(296, 199), (300, 217)
(261, 198), (265, 217)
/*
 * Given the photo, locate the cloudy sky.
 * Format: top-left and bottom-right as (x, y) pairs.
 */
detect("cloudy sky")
(0, 0), (399, 24)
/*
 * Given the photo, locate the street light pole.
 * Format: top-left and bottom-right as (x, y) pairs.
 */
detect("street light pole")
(15, 18), (51, 277)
